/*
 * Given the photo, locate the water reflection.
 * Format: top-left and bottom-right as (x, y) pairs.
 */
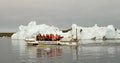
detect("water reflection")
(10, 39), (120, 63)
(37, 46), (62, 58)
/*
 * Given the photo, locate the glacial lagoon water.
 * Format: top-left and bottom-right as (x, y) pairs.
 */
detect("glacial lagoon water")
(0, 38), (120, 63)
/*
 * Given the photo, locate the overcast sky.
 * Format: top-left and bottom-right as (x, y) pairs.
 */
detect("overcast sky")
(0, 0), (120, 32)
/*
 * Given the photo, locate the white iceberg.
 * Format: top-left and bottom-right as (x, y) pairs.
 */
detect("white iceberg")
(11, 21), (120, 40)
(11, 21), (63, 39)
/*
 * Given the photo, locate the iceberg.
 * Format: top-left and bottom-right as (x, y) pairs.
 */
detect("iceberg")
(11, 21), (63, 39)
(11, 21), (120, 40)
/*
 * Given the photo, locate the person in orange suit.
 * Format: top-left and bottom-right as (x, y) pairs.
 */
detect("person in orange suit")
(58, 35), (61, 41)
(51, 34), (55, 41)
(43, 34), (45, 41)
(55, 34), (58, 41)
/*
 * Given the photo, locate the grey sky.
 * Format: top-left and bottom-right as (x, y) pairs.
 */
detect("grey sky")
(0, 0), (120, 32)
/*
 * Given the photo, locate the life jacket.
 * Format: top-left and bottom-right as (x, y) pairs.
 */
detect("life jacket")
(38, 34), (41, 39)
(46, 34), (49, 39)
(58, 35), (60, 40)
(56, 34), (58, 40)
(48, 35), (50, 39)
(50, 34), (52, 40)
(43, 35), (45, 39)
(45, 35), (47, 39)
(51, 34), (55, 41)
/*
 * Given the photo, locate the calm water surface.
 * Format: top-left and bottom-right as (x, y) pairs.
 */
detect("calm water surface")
(0, 38), (120, 63)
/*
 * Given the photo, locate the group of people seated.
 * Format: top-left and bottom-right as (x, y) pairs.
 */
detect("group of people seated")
(36, 33), (62, 41)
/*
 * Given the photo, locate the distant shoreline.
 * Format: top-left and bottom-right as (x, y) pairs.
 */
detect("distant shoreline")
(0, 32), (15, 37)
